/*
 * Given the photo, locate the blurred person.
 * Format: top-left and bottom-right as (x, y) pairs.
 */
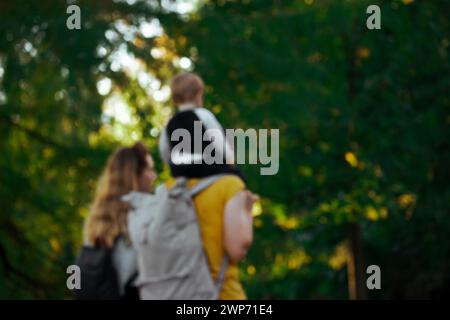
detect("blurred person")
(159, 72), (244, 180)
(154, 72), (258, 299)
(76, 142), (156, 300)
(124, 171), (258, 300)
(117, 73), (257, 300)
(163, 175), (258, 299)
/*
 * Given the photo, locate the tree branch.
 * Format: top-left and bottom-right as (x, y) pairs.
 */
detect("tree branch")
(0, 114), (68, 149)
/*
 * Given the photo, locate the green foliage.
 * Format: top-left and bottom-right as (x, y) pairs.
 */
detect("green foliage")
(0, 0), (175, 298)
(167, 0), (450, 299)
(0, 0), (448, 299)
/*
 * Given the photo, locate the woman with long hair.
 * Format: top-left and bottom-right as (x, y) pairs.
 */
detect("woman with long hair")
(83, 142), (156, 298)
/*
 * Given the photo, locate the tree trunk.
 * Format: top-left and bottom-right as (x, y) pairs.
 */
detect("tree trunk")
(347, 223), (367, 300)
(344, 27), (367, 300)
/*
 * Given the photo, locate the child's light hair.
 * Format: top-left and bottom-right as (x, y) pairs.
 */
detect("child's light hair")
(170, 72), (204, 105)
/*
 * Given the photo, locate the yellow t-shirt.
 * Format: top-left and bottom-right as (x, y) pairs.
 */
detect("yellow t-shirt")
(165, 175), (247, 300)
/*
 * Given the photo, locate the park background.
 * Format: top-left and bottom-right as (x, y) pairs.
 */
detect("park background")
(0, 0), (449, 299)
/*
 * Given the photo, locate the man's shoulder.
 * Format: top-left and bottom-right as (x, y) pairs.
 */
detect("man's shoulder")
(208, 175), (246, 198)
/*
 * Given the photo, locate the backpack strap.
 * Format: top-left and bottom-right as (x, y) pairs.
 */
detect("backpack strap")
(216, 254), (229, 296)
(189, 174), (229, 197)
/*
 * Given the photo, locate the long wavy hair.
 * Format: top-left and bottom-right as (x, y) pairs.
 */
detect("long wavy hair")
(84, 142), (150, 248)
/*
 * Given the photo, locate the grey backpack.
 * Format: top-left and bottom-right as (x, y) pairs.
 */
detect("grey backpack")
(122, 175), (228, 300)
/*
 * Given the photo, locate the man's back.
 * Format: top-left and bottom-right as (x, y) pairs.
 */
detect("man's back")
(165, 175), (247, 299)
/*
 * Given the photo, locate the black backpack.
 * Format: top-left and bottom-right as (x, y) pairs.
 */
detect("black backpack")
(72, 245), (121, 300)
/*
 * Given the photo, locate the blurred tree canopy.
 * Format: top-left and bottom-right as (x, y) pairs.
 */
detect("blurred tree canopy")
(0, 0), (449, 299)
